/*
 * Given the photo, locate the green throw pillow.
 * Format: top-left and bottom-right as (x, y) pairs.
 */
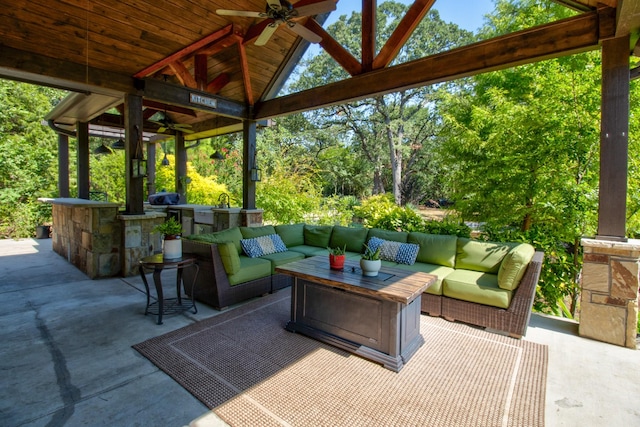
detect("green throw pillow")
(329, 225), (368, 253)
(303, 225), (333, 248)
(217, 241), (241, 275)
(188, 227), (243, 254)
(454, 238), (515, 273)
(498, 243), (535, 290)
(240, 225), (277, 239)
(274, 223), (305, 247)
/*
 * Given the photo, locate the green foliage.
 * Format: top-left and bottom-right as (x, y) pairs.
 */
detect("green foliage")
(353, 194), (424, 231)
(0, 81), (65, 238)
(362, 244), (381, 260)
(328, 245), (346, 255)
(152, 216), (183, 236)
(421, 217), (471, 238)
(257, 169), (322, 225)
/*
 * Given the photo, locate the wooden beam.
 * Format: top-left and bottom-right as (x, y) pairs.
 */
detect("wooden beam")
(207, 73), (231, 93)
(124, 94), (144, 214)
(255, 12), (602, 119)
(304, 20), (363, 75)
(237, 42), (255, 105)
(142, 100), (198, 117)
(133, 24), (234, 78)
(194, 54), (208, 91)
(372, 0), (435, 70)
(0, 45), (132, 96)
(140, 78), (247, 119)
(168, 60), (197, 89)
(362, 0), (376, 72)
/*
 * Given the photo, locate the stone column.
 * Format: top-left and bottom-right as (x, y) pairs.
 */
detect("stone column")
(580, 238), (639, 348)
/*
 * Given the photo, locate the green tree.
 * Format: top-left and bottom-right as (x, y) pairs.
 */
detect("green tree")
(289, 1), (473, 205)
(436, 0), (600, 315)
(0, 81), (66, 237)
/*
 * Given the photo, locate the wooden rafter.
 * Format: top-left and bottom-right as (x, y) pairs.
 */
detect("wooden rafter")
(372, 0), (436, 70)
(194, 54), (208, 91)
(207, 73), (231, 94)
(237, 42), (254, 105)
(254, 10), (605, 119)
(168, 61), (197, 88)
(362, 0), (376, 72)
(304, 20), (362, 75)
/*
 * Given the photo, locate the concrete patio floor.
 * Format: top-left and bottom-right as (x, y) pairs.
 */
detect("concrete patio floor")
(1, 238), (638, 427)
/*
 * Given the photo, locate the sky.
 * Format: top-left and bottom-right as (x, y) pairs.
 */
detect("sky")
(325, 0), (495, 32)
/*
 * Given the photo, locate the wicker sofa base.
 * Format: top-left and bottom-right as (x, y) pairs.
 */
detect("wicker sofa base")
(424, 251), (544, 338)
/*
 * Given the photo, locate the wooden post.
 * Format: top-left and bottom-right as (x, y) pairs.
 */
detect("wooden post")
(76, 121), (89, 199)
(146, 142), (156, 197)
(597, 35), (629, 241)
(243, 120), (257, 209)
(124, 93), (144, 214)
(175, 132), (187, 202)
(57, 133), (69, 198)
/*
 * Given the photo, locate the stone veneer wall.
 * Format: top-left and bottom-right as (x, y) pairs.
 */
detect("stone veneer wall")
(580, 238), (639, 349)
(241, 209), (263, 227)
(50, 200), (122, 279)
(118, 212), (166, 277)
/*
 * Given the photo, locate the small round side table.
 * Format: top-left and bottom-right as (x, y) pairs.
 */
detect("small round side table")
(138, 253), (199, 325)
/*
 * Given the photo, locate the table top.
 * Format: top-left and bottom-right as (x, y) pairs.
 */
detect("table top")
(139, 253), (196, 268)
(275, 256), (436, 305)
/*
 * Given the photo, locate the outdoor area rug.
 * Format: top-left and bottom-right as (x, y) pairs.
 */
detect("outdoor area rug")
(133, 291), (547, 427)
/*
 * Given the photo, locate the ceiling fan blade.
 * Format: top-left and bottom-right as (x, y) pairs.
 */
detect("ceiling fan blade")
(216, 9), (264, 18)
(293, 1), (337, 17)
(255, 23), (279, 46)
(266, 0), (283, 12)
(288, 22), (322, 43)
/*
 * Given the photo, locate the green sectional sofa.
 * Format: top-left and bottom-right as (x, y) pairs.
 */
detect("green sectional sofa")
(183, 223), (543, 338)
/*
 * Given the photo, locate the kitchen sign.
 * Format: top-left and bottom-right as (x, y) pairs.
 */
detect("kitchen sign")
(190, 93), (217, 109)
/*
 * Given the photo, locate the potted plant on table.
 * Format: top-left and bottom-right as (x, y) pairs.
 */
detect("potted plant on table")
(153, 216), (183, 259)
(328, 245), (347, 270)
(360, 244), (381, 277)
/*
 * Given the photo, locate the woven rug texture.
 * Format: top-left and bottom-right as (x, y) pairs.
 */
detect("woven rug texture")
(133, 291), (547, 427)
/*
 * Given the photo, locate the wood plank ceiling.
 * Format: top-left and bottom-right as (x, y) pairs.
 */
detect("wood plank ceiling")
(0, 0), (638, 139)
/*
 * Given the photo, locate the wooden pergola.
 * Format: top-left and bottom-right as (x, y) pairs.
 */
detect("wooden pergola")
(0, 0), (637, 238)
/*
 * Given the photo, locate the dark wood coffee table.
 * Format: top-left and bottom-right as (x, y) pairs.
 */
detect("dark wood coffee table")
(275, 256), (436, 372)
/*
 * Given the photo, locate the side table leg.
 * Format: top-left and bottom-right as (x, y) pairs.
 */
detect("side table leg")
(139, 266), (151, 315)
(190, 264), (199, 314)
(153, 267), (164, 325)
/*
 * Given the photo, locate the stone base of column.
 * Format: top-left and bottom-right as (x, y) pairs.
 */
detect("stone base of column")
(241, 209), (264, 227)
(580, 238), (639, 349)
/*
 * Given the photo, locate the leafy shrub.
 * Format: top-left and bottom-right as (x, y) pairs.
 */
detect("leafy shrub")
(353, 194), (424, 231)
(421, 218), (471, 237)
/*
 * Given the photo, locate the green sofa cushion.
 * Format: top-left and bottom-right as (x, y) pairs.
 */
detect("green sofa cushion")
(274, 223), (305, 247)
(454, 238), (514, 273)
(408, 232), (457, 268)
(288, 245), (328, 257)
(260, 250), (305, 274)
(303, 225), (333, 248)
(498, 243), (536, 290)
(329, 225), (368, 254)
(217, 241), (241, 275)
(228, 256), (272, 286)
(240, 225), (277, 239)
(367, 228), (408, 243)
(391, 263), (454, 295)
(443, 270), (512, 309)
(187, 227), (243, 254)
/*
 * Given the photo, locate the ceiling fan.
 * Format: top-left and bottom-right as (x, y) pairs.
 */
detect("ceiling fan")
(217, 0), (336, 46)
(149, 112), (194, 134)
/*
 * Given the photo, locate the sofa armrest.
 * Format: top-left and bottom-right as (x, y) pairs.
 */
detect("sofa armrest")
(505, 251), (544, 334)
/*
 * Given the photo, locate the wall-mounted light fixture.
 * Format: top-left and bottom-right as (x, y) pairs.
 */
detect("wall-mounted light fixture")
(131, 158), (147, 178)
(250, 167), (261, 182)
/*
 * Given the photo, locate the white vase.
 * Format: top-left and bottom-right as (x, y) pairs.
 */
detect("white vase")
(360, 259), (381, 277)
(163, 236), (182, 260)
